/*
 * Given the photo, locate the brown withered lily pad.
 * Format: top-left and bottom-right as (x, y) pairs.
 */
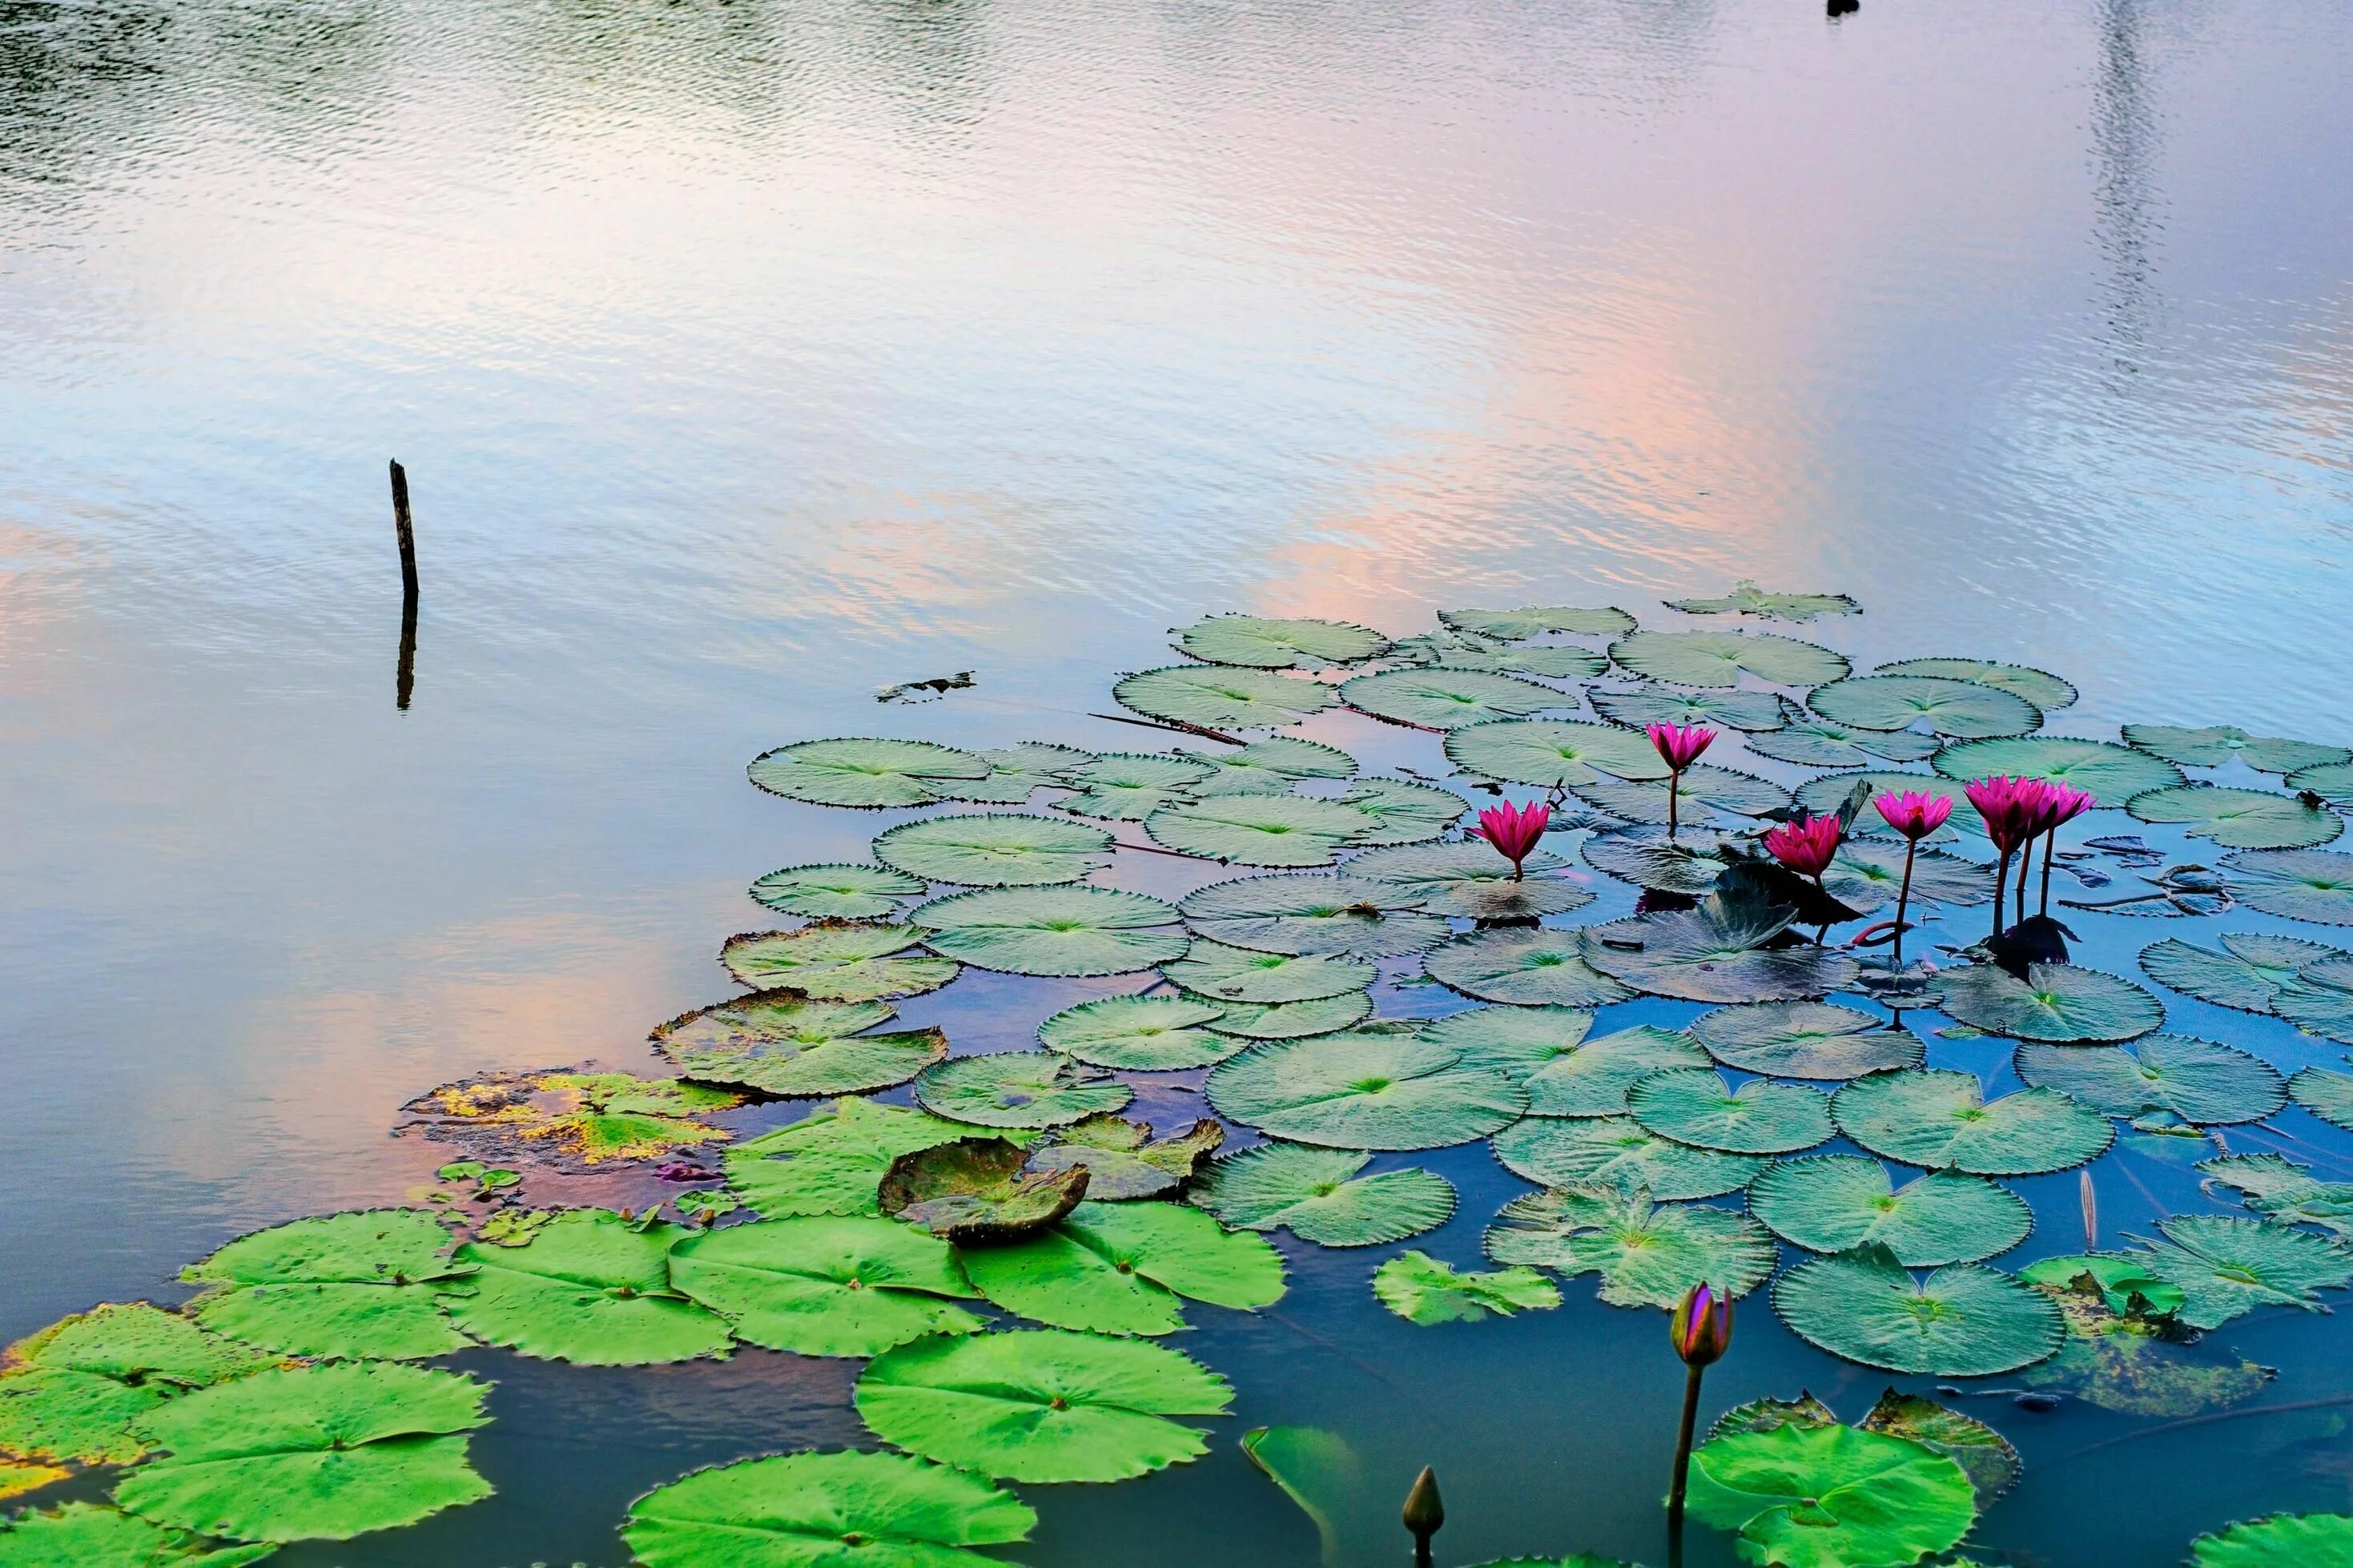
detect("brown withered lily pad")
(400, 1070), (742, 1174)
(879, 1138), (1089, 1243)
(1023, 1116), (1225, 1200)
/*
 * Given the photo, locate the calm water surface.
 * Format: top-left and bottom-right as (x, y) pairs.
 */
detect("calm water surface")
(3, 0), (2352, 1561)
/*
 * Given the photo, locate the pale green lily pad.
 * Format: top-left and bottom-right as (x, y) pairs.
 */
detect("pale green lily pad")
(2190, 1513), (2353, 1567)
(1345, 841), (1591, 919)
(2134, 1214), (2353, 1330)
(1579, 828), (1743, 895)
(1490, 1117), (1764, 1200)
(1166, 939), (1376, 1003)
(115, 1362), (491, 1543)
(1589, 687), (1787, 733)
(2221, 849), (2353, 925)
(668, 1216), (983, 1357)
(874, 813), (1116, 886)
(0, 1305), (269, 1467)
(877, 1138), (1088, 1242)
(1482, 1186), (1777, 1308)
(1582, 901), (1859, 1003)
(2126, 785), (2343, 850)
(2289, 759), (2353, 805)
(183, 1209), (472, 1362)
(1024, 1115), (1225, 1200)
(1667, 583), (1860, 623)
(721, 923), (959, 1003)
(912, 886), (1188, 976)
(1770, 1243), (2062, 1375)
(1443, 718), (1671, 787)
(1746, 708), (1944, 768)
(1684, 1421), (1975, 1568)
(1337, 779), (1471, 845)
(621, 1449), (1035, 1568)
(1056, 751), (1213, 820)
(1176, 613), (1388, 669)
(1178, 737), (1358, 796)
(1608, 630), (1849, 690)
(1440, 605), (1637, 639)
(444, 1209), (734, 1365)
(1114, 665), (1337, 730)
(1810, 675), (2041, 739)
(2123, 724), (2350, 774)
(1933, 962), (2163, 1043)
(959, 1200), (1285, 1335)
(1185, 987), (1374, 1039)
(1445, 1019), (1710, 1117)
(1207, 1031), (1526, 1149)
(2013, 1035), (2284, 1125)
(725, 1099), (972, 1218)
(1624, 1069), (1832, 1155)
(915, 1052), (1132, 1129)
(0, 1503), (275, 1566)
(2275, 970), (2353, 1043)
(1037, 995), (1240, 1071)
(1181, 874), (1449, 958)
(2202, 1153), (2353, 1240)
(1832, 1069), (2112, 1175)
(2138, 932), (2345, 1013)
(1746, 1156), (2031, 1265)
(1875, 657), (2077, 710)
(1189, 1144), (1454, 1247)
(1572, 766), (1790, 827)
(1341, 668), (1568, 730)
(1933, 736), (2185, 807)
(1794, 772), (1982, 838)
(1823, 839), (1993, 911)
(1424, 928), (1635, 1007)
(1373, 1252), (1559, 1325)
(748, 739), (989, 809)
(937, 742), (1095, 804)
(2292, 1067), (2353, 1130)
(854, 1329), (1232, 1483)
(653, 992), (947, 1097)
(1689, 1003), (1924, 1080)
(1144, 795), (1377, 866)
(1414, 639), (1612, 679)
(749, 863), (927, 919)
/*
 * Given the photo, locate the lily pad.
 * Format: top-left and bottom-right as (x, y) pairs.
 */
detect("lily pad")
(1372, 1252), (1560, 1325)
(1572, 766), (1791, 827)
(1239, 1425), (1359, 1568)
(1689, 1003), (1924, 1080)
(115, 1362), (492, 1543)
(958, 1200), (1285, 1335)
(1589, 687), (1787, 733)
(937, 742), (1096, 804)
(653, 992), (947, 1097)
(1340, 669), (1568, 730)
(1181, 874), (1449, 959)
(1166, 940), (1375, 1004)
(749, 863), (927, 919)
(182, 1209), (473, 1362)
(854, 1329), (1233, 1483)
(444, 1209), (734, 1365)
(1490, 1117), (1764, 1200)
(1185, 987), (1374, 1039)
(1176, 613), (1388, 669)
(1207, 1031), (1526, 1149)
(1746, 709), (1945, 769)
(2138, 932), (2344, 1013)
(1114, 665), (1337, 730)
(1746, 1156), (2032, 1265)
(1876, 657), (2077, 710)
(2190, 1513), (2353, 1567)
(725, 1099), (972, 1218)
(1684, 1421), (1975, 1568)
(668, 1216), (984, 1357)
(1933, 736), (2185, 808)
(1625, 1069), (1833, 1155)
(2202, 1153), (2353, 1240)
(874, 813), (1116, 886)
(720, 923), (959, 1003)
(1582, 901), (1859, 1004)
(915, 1052), (1132, 1129)
(0, 1305), (268, 1467)
(2134, 1214), (2353, 1330)
(2220, 849), (2353, 926)
(1424, 928), (1635, 1007)
(2126, 785), (2343, 850)
(2292, 1067), (2353, 1131)
(1440, 605), (1637, 639)
(1832, 1069), (2112, 1175)
(1144, 795), (1378, 866)
(1812, 675), (2042, 740)
(1189, 1144), (1455, 1247)
(1180, 737), (1358, 796)
(1337, 779), (1471, 845)
(912, 886), (1188, 977)
(1667, 583), (1860, 623)
(748, 739), (989, 809)
(2122, 724), (2350, 774)
(2275, 969), (2353, 1043)
(1580, 827), (1744, 896)
(1024, 1116), (1226, 1200)
(878, 1138), (1088, 1241)
(1770, 1243), (2063, 1375)
(1821, 838), (1992, 912)
(400, 1070), (743, 1172)
(1933, 962), (2164, 1043)
(2017, 1255), (2186, 1318)
(2013, 1035), (2284, 1125)
(1444, 1017), (1710, 1117)
(2022, 1286), (2271, 1417)
(1411, 640), (1612, 679)
(1482, 1186), (1777, 1308)
(1794, 771), (1982, 838)
(1346, 841), (1592, 919)
(1608, 630), (1849, 690)
(1037, 995), (1240, 1071)
(2290, 759), (2353, 805)
(0, 1503), (274, 1566)
(1443, 718), (1671, 787)
(621, 1449), (1036, 1568)
(1056, 752), (1213, 820)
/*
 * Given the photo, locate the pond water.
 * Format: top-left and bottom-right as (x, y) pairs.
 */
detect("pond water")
(3, 0), (2352, 1562)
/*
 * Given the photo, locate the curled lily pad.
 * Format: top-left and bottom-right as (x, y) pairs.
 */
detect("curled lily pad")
(1440, 605), (1636, 639)
(1443, 718), (1670, 787)
(1589, 687), (1787, 733)
(445, 1209), (732, 1365)
(1340, 668), (1567, 730)
(1746, 1156), (2032, 1265)
(1490, 1116), (1764, 1200)
(959, 1200), (1285, 1335)
(1442, 1017), (1709, 1117)
(1185, 987), (1373, 1039)
(1608, 630), (1849, 690)
(915, 1052), (1132, 1129)
(1625, 1069), (1832, 1155)
(183, 1209), (473, 1361)
(1684, 1421), (1975, 1568)
(748, 738), (988, 808)
(668, 1216), (983, 1356)
(0, 1305), (268, 1466)
(912, 886), (1188, 977)
(721, 923), (959, 1002)
(2013, 1035), (2283, 1125)
(2290, 758), (2353, 805)
(874, 813), (1116, 886)
(1115, 665), (1336, 730)
(653, 991), (946, 1097)
(115, 1362), (492, 1543)
(937, 742), (1095, 804)
(1832, 1069), (2112, 1175)
(1207, 1031), (1526, 1149)
(1483, 1185), (1777, 1308)
(1580, 827), (1743, 895)
(400, 1070), (742, 1172)
(1823, 838), (1992, 912)
(2138, 932), (2345, 1012)
(1056, 752), (1212, 820)
(1667, 583), (1860, 623)
(2126, 784), (2343, 850)
(1189, 1144), (1454, 1247)
(1875, 657), (2077, 710)
(1037, 995), (1239, 1071)
(2190, 1514), (2353, 1567)
(1933, 962), (2163, 1043)
(749, 863), (927, 919)
(1346, 841), (1591, 919)
(1176, 613), (1388, 669)
(1808, 676), (2041, 739)
(1337, 779), (1470, 845)
(854, 1329), (1233, 1483)
(1144, 795), (1377, 866)
(2122, 724), (2349, 774)
(1572, 766), (1791, 827)
(725, 1099), (971, 1218)
(1795, 771), (1981, 838)
(1582, 900), (1859, 1003)
(1746, 707), (1944, 768)
(1181, 874), (1448, 958)
(1690, 1003), (1924, 1080)
(1166, 939), (1374, 1004)
(621, 1449), (1035, 1568)
(2017, 1255), (2186, 1318)
(1771, 1243), (2063, 1376)
(1180, 737), (1358, 795)
(1933, 736), (2184, 807)
(1372, 1252), (1559, 1325)
(2220, 849), (2353, 925)
(1024, 1115), (1225, 1200)
(0, 1503), (273, 1566)
(2134, 1214), (2353, 1329)
(880, 1137), (1088, 1241)
(1424, 928), (1635, 1008)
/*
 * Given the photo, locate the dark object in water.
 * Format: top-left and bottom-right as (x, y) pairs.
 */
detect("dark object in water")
(1828, 0), (1859, 14)
(2013, 1392), (2062, 1413)
(878, 670), (976, 704)
(1988, 915), (2075, 978)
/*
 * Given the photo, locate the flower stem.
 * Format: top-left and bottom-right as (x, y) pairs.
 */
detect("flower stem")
(1667, 769), (1681, 840)
(1667, 1362), (1705, 1532)
(1892, 838), (1918, 967)
(1993, 849), (2013, 939)
(2015, 834), (2033, 915)
(2039, 828), (2058, 916)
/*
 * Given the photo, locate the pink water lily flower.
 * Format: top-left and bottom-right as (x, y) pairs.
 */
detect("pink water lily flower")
(2025, 782), (2095, 918)
(1763, 813), (1843, 878)
(1473, 799), (1551, 881)
(1965, 774), (2050, 939)
(1875, 790), (1955, 841)
(1647, 723), (1716, 773)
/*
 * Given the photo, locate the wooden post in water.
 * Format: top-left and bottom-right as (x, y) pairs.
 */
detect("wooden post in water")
(391, 460), (419, 710)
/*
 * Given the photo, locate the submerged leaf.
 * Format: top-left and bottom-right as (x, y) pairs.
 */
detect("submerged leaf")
(2126, 785), (2343, 851)
(1689, 1003), (1924, 1080)
(912, 886), (1188, 977)
(1770, 1244), (2062, 1376)
(668, 1216), (983, 1357)
(1822, 838), (1993, 912)
(725, 1099), (971, 1218)
(444, 1209), (732, 1365)
(1037, 995), (1241, 1071)
(1241, 1426), (1360, 1568)
(1176, 613), (1388, 669)
(1589, 686), (1787, 733)
(748, 739), (988, 809)
(1572, 766), (1790, 828)
(1372, 1252), (1559, 1325)
(1179, 737), (1358, 796)
(1832, 1069), (2112, 1176)
(1855, 1389), (2019, 1508)
(1482, 1186), (1776, 1308)
(1336, 779), (1472, 846)
(959, 1200), (1285, 1335)
(1579, 827), (1744, 896)
(1185, 987), (1374, 1040)
(1746, 1156), (2032, 1266)
(1207, 1031), (1526, 1150)
(2013, 1034), (2284, 1125)
(1747, 707), (1945, 769)
(1115, 665), (1336, 730)
(1056, 751), (1213, 820)
(1933, 962), (2163, 1043)
(2138, 932), (2345, 1012)
(1442, 1018), (1710, 1117)
(937, 742), (1095, 805)
(1582, 901), (1859, 1004)
(1189, 1144), (1454, 1247)
(1684, 1422), (1975, 1568)
(1490, 1117), (1764, 1200)
(720, 923), (959, 1003)
(1443, 718), (1671, 788)
(2202, 1153), (2353, 1240)
(878, 1138), (1088, 1242)
(1166, 940), (1376, 1004)
(1794, 772), (1984, 838)
(749, 863), (927, 919)
(915, 1052), (1132, 1129)
(874, 813), (1116, 886)
(622, 1449), (1036, 1568)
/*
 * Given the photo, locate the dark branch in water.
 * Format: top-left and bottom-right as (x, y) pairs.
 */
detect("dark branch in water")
(1087, 711), (1245, 746)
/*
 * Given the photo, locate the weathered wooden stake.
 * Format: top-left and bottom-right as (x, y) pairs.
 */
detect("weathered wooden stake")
(390, 458), (420, 599)
(396, 588), (417, 711)
(1402, 1466), (1443, 1568)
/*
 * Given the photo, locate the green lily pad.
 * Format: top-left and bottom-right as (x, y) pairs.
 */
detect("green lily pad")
(668, 1216), (983, 1357)
(1056, 752), (1213, 820)
(1608, 630), (1849, 690)
(1206, 1031), (1526, 1149)
(1746, 708), (1945, 768)
(874, 813), (1116, 886)
(0, 1305), (268, 1467)
(1490, 1117), (1764, 1200)
(2013, 1035), (2284, 1125)
(653, 992), (947, 1097)
(1822, 838), (1993, 912)
(1624, 1069), (1832, 1155)
(2122, 725), (2350, 774)
(749, 863), (928, 919)
(1372, 1252), (1559, 1325)
(2021, 1255), (2186, 1320)
(1932, 736), (2185, 807)
(621, 1449), (1036, 1568)
(1832, 1069), (2113, 1175)
(1166, 939), (1376, 1004)
(912, 886), (1188, 976)
(724, 1099), (972, 1218)
(959, 1200), (1285, 1335)
(2201, 1154), (2353, 1240)
(1746, 1156), (2032, 1265)
(1482, 1185), (1777, 1308)
(937, 742), (1096, 805)
(0, 1503), (273, 1567)
(878, 1138), (1088, 1241)
(1113, 665), (1337, 730)
(1345, 841), (1591, 920)
(1037, 995), (1241, 1071)
(1398, 635), (1611, 680)
(854, 1329), (1232, 1483)
(1579, 828), (1744, 896)
(1179, 738), (1358, 796)
(1144, 795), (1378, 866)
(1875, 658), (2077, 710)
(2190, 1513), (2353, 1567)
(1189, 1144), (1454, 1247)
(1667, 583), (1860, 623)
(1340, 668), (1568, 730)
(720, 923), (959, 1003)
(1442, 719), (1671, 787)
(1424, 928), (1635, 1007)
(1809, 675), (2041, 740)
(1589, 687), (1788, 733)
(1582, 901), (1860, 1003)
(1689, 1003), (1924, 1080)
(1181, 874), (1448, 959)
(1571, 766), (1791, 827)
(1684, 1421), (1975, 1568)
(1185, 987), (1374, 1039)
(1176, 613), (1389, 669)
(1336, 779), (1471, 845)
(2221, 849), (2353, 925)
(1933, 962), (2164, 1043)
(2292, 1067), (2353, 1130)
(1793, 771), (1982, 838)
(2289, 759), (2353, 805)
(2126, 785), (2343, 850)
(115, 1362), (492, 1543)
(400, 1070), (742, 1172)
(1770, 1243), (2062, 1375)
(2138, 932), (2347, 1013)
(915, 1052), (1132, 1129)
(1440, 605), (1638, 639)
(1444, 1017), (1710, 1117)
(2134, 1214), (2353, 1330)
(444, 1209), (733, 1365)
(2275, 968), (2353, 1043)
(748, 739), (990, 809)
(183, 1209), (473, 1361)
(1024, 1115), (1225, 1200)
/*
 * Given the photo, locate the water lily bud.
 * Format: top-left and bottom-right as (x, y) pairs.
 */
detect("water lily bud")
(1402, 1465), (1444, 1538)
(1671, 1282), (1732, 1366)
